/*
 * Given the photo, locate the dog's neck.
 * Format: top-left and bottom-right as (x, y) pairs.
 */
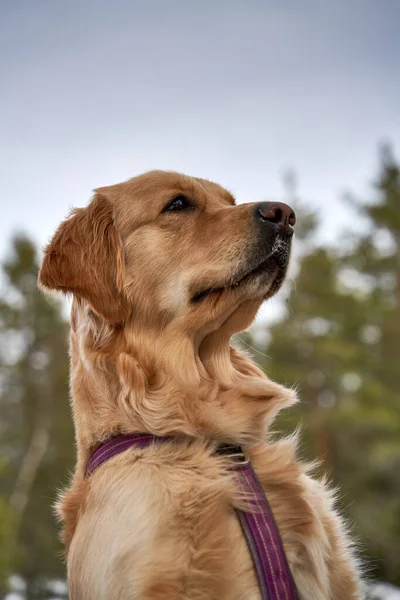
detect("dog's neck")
(69, 301), (296, 477)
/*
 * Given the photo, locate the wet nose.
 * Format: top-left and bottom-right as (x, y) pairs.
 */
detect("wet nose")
(255, 202), (296, 235)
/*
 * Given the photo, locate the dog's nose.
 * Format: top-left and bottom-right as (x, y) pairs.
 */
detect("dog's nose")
(255, 202), (296, 236)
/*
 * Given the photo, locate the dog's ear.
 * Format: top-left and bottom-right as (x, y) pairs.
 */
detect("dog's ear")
(38, 193), (130, 325)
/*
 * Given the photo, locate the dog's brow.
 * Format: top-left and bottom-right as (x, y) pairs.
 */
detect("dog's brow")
(194, 178), (236, 206)
(213, 190), (235, 206)
(223, 192), (236, 206)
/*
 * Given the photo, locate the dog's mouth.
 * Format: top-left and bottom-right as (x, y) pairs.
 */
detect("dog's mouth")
(191, 238), (291, 304)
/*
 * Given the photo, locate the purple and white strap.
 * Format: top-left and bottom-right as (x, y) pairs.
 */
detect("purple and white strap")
(234, 461), (298, 599)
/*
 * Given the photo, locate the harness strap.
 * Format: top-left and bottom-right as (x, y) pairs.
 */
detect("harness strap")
(86, 434), (298, 600)
(233, 460), (298, 600)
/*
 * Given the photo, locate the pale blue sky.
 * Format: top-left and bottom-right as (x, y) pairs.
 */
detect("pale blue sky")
(1, 1), (399, 319)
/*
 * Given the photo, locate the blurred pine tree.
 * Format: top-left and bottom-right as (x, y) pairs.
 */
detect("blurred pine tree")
(0, 236), (73, 597)
(247, 148), (400, 584)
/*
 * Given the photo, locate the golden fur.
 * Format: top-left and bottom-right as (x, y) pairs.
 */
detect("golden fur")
(38, 171), (362, 599)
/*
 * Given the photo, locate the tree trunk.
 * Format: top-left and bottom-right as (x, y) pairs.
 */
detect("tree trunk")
(10, 420), (50, 531)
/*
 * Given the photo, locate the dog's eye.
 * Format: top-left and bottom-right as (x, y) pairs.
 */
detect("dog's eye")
(163, 195), (193, 212)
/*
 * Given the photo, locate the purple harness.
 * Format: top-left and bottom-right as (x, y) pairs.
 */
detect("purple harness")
(86, 433), (298, 600)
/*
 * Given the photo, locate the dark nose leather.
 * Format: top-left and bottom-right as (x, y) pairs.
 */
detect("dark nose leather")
(255, 202), (296, 236)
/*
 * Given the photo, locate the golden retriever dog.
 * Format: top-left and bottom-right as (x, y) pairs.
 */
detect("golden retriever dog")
(38, 171), (362, 599)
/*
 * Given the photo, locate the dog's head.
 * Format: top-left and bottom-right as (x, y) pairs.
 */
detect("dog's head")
(38, 170), (297, 445)
(39, 171), (294, 339)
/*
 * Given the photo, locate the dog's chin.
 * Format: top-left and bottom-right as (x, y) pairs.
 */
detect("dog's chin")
(191, 244), (291, 306)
